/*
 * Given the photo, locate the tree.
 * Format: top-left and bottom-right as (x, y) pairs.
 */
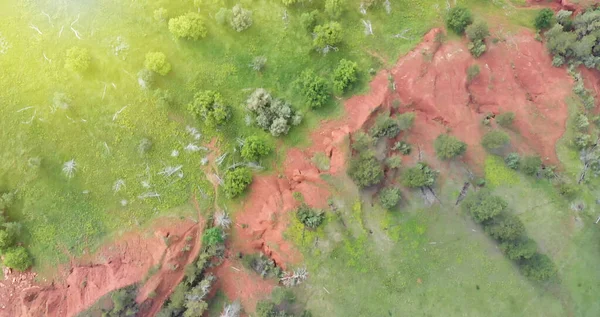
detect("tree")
(466, 20), (489, 42)
(313, 22), (342, 51)
(446, 6), (473, 35)
(325, 0), (345, 19)
(379, 187), (401, 209)
(500, 238), (537, 260)
(347, 153), (384, 188)
(574, 113), (589, 131)
(202, 227), (224, 246)
(462, 189), (507, 223)
(137, 68), (155, 89)
(65, 47), (91, 73)
(505, 153), (520, 170)
(386, 156), (402, 169)
(300, 10), (319, 32)
(169, 12), (207, 40)
(521, 155), (541, 176)
(434, 134), (467, 160)
(468, 40), (486, 58)
(397, 112), (416, 131)
(521, 253), (556, 281)
(2, 246), (32, 271)
(333, 59), (358, 94)
(484, 214), (525, 241)
(188, 90), (231, 126)
(0, 229), (15, 250)
(402, 162), (438, 188)
(481, 130), (510, 152)
(250, 56), (267, 72)
(534, 8), (555, 31)
(246, 89), (302, 137)
(241, 135), (271, 161)
(393, 141), (412, 155)
(351, 131), (374, 151)
(296, 203), (325, 229)
(145, 52), (171, 76)
(224, 167), (253, 198)
(230, 4), (252, 32)
(298, 70), (330, 109)
(370, 112), (400, 139)
(255, 301), (276, 317)
(496, 112), (515, 128)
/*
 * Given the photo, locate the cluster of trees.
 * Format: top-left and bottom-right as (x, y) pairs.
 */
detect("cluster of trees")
(246, 88), (303, 137)
(504, 153), (544, 176)
(462, 189), (556, 281)
(158, 226), (226, 317)
(295, 58), (359, 109)
(446, 6), (490, 58)
(369, 111), (415, 139)
(241, 253), (282, 279)
(543, 7), (600, 69)
(255, 295), (312, 317)
(216, 4), (253, 32)
(0, 192), (32, 271)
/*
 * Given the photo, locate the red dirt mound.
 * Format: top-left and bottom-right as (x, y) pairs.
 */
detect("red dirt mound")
(0, 218), (202, 317)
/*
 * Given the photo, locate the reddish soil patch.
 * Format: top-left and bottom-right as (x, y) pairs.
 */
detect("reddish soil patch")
(526, 0), (594, 11)
(0, 218), (202, 317)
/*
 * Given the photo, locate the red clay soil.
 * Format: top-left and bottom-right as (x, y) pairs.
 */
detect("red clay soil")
(0, 218), (202, 317)
(526, 0), (593, 11)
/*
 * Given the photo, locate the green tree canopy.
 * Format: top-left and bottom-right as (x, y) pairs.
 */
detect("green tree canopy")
(347, 153), (384, 188)
(144, 51), (171, 76)
(462, 189), (507, 223)
(188, 90), (231, 126)
(402, 162), (438, 188)
(446, 6), (473, 34)
(2, 246), (32, 271)
(379, 187), (401, 209)
(169, 12), (207, 40)
(434, 134), (467, 160)
(241, 135), (272, 161)
(313, 22), (342, 51)
(333, 59), (358, 94)
(481, 130), (510, 152)
(224, 167), (253, 198)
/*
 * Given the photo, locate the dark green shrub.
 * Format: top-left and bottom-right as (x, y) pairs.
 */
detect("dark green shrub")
(521, 156), (542, 176)
(534, 8), (554, 31)
(402, 162), (438, 188)
(500, 238), (537, 260)
(297, 70), (330, 109)
(505, 153), (520, 170)
(446, 6), (473, 34)
(393, 141), (412, 155)
(2, 246), (32, 271)
(462, 189), (507, 223)
(484, 214), (525, 241)
(521, 253), (556, 281)
(369, 112), (400, 139)
(379, 187), (401, 209)
(333, 59), (358, 93)
(241, 135), (271, 161)
(224, 167), (253, 198)
(296, 203), (325, 229)
(347, 153), (384, 188)
(468, 40), (486, 58)
(188, 90), (231, 126)
(202, 227), (224, 246)
(481, 130), (510, 152)
(434, 134), (467, 159)
(351, 131), (374, 151)
(496, 112), (515, 127)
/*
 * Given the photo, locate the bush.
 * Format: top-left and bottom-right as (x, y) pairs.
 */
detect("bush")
(573, 132), (591, 150)
(556, 181), (577, 199)
(500, 238), (537, 260)
(313, 22), (342, 51)
(347, 153), (384, 188)
(534, 8), (554, 31)
(241, 136), (271, 161)
(386, 156), (402, 169)
(296, 203), (325, 229)
(300, 10), (319, 31)
(247, 89), (301, 137)
(202, 227), (224, 246)
(224, 167), (253, 198)
(434, 134), (467, 160)
(466, 20), (489, 42)
(188, 90), (231, 126)
(574, 113), (590, 131)
(144, 51), (171, 76)
(467, 64), (480, 82)
(504, 153), (520, 170)
(325, 0), (345, 19)
(402, 162), (438, 188)
(379, 187), (401, 209)
(481, 130), (510, 152)
(2, 246), (32, 271)
(65, 46), (91, 73)
(396, 112), (416, 131)
(468, 40), (486, 58)
(0, 229), (15, 250)
(250, 56), (267, 72)
(169, 12), (207, 40)
(484, 214), (525, 241)
(351, 131), (374, 151)
(137, 68), (155, 89)
(256, 301), (277, 317)
(393, 141), (412, 155)
(521, 253), (556, 281)
(521, 155), (542, 176)
(230, 4), (252, 32)
(297, 70), (330, 109)
(369, 112), (400, 139)
(496, 112), (515, 128)
(462, 189), (507, 223)
(446, 6), (473, 34)
(333, 59), (358, 93)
